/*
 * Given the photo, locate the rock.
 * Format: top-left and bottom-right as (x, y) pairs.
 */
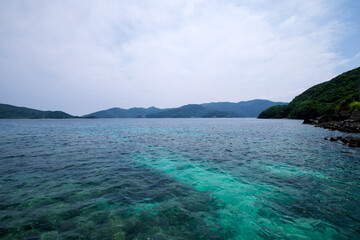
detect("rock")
(328, 136), (343, 141)
(318, 116), (331, 123)
(315, 118), (360, 134)
(350, 111), (360, 122)
(344, 135), (353, 142)
(325, 136), (343, 142)
(303, 118), (313, 124)
(339, 111), (351, 119)
(348, 137), (360, 147)
(331, 113), (341, 121)
(338, 135), (360, 147)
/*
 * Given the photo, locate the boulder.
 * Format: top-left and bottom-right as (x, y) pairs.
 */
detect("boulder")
(303, 118), (313, 124)
(339, 111), (351, 119)
(331, 113), (341, 121)
(339, 135), (360, 147)
(350, 111), (360, 122)
(318, 116), (331, 123)
(348, 137), (360, 147)
(328, 136), (343, 141)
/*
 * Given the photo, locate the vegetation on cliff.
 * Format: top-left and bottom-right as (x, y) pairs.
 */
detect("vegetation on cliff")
(259, 67), (360, 119)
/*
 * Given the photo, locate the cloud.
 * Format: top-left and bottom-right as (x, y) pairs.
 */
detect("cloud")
(0, 0), (356, 115)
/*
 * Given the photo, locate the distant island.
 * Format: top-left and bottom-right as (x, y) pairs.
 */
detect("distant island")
(84, 100), (287, 118)
(0, 99), (286, 119)
(0, 104), (77, 119)
(144, 104), (233, 118)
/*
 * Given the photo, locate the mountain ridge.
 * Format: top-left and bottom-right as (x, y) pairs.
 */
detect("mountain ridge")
(83, 107), (165, 118)
(201, 99), (287, 117)
(84, 99), (287, 118)
(0, 99), (289, 119)
(144, 104), (233, 118)
(0, 103), (76, 119)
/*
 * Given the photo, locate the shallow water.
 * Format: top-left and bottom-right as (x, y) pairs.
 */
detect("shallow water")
(0, 118), (359, 239)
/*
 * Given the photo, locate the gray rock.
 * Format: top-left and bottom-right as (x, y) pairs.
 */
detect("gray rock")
(318, 116), (331, 123)
(348, 137), (360, 147)
(350, 111), (360, 122)
(339, 111), (351, 119)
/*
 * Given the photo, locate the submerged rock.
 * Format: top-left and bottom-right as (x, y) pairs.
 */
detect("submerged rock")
(331, 136), (342, 141)
(324, 136), (343, 141)
(341, 136), (352, 144)
(325, 135), (360, 148)
(348, 136), (360, 147)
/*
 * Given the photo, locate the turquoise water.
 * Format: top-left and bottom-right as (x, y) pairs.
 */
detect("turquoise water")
(0, 119), (359, 239)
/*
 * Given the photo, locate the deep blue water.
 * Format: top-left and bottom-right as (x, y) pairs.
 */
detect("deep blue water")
(0, 118), (359, 240)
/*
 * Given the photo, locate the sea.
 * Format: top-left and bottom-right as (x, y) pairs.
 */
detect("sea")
(0, 118), (359, 240)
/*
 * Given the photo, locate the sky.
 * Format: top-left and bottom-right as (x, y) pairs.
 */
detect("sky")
(0, 0), (360, 116)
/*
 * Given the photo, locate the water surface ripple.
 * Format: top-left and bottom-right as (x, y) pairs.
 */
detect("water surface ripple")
(0, 119), (359, 239)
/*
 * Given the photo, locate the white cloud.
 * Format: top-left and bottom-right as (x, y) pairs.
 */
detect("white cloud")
(0, 0), (356, 115)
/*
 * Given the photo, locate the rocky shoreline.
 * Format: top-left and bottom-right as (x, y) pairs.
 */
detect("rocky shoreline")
(303, 111), (360, 148)
(323, 136), (360, 147)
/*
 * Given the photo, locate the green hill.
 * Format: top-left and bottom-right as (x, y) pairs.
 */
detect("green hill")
(145, 104), (234, 118)
(259, 67), (360, 119)
(84, 107), (164, 118)
(0, 104), (76, 119)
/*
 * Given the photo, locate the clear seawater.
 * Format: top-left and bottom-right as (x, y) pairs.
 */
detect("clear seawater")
(0, 118), (359, 240)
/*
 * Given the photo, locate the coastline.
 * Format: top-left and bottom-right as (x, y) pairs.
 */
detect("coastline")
(303, 111), (360, 147)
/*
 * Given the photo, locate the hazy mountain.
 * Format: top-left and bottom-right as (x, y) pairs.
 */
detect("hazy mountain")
(84, 107), (164, 118)
(84, 100), (287, 118)
(145, 104), (234, 118)
(0, 103), (75, 119)
(201, 99), (287, 117)
(259, 66), (360, 119)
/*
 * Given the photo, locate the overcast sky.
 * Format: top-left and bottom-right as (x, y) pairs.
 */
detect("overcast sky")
(1, 0), (360, 115)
